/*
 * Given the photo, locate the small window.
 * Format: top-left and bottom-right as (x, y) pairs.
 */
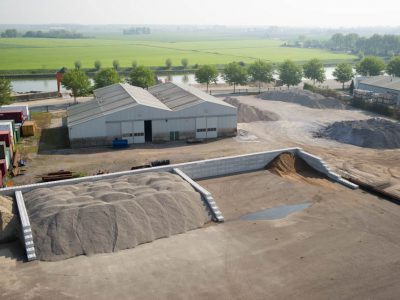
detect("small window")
(207, 128), (217, 132)
(197, 128), (206, 132)
(134, 132), (144, 137)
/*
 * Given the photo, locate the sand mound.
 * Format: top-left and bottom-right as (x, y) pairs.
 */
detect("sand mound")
(24, 172), (211, 261)
(0, 196), (19, 243)
(258, 89), (347, 109)
(265, 152), (336, 189)
(319, 118), (400, 149)
(224, 97), (279, 122)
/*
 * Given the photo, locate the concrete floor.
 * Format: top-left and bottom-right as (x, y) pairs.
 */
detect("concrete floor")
(1, 170), (400, 299)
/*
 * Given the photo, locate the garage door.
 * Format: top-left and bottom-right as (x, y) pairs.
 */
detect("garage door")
(196, 117), (207, 139)
(206, 117), (218, 138)
(121, 121), (134, 144)
(133, 121), (145, 144)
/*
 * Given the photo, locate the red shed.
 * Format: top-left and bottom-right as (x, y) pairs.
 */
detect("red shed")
(0, 131), (12, 148)
(0, 111), (24, 123)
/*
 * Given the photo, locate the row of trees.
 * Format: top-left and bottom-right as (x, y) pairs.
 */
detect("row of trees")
(356, 56), (400, 77)
(195, 59), (350, 92)
(298, 33), (400, 57)
(61, 64), (156, 103)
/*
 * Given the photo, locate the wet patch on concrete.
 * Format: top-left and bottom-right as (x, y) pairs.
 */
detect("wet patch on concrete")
(241, 203), (311, 221)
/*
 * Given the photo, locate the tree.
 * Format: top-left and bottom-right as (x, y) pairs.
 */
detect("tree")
(94, 60), (101, 71)
(247, 60), (274, 92)
(1, 29), (17, 38)
(356, 56), (386, 76)
(195, 65), (219, 92)
(94, 68), (121, 89)
(278, 60), (303, 87)
(128, 65), (155, 89)
(61, 69), (92, 104)
(0, 78), (12, 105)
(112, 60), (120, 70)
(387, 56), (400, 77)
(333, 62), (354, 90)
(165, 58), (172, 69)
(181, 58), (189, 69)
(74, 60), (82, 70)
(222, 62), (248, 93)
(303, 58), (325, 85)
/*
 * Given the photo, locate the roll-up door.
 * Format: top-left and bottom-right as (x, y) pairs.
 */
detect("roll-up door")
(133, 121), (145, 143)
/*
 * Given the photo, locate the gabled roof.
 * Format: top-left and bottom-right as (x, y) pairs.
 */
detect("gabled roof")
(149, 82), (236, 110)
(359, 76), (400, 91)
(67, 83), (170, 126)
(67, 82), (235, 127)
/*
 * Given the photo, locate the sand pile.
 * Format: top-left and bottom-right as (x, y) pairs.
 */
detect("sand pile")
(0, 196), (19, 243)
(224, 97), (279, 122)
(265, 152), (336, 189)
(24, 172), (211, 261)
(258, 89), (347, 109)
(319, 118), (400, 149)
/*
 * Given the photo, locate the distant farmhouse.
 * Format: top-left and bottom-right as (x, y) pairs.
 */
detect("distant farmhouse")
(67, 83), (237, 147)
(355, 76), (400, 107)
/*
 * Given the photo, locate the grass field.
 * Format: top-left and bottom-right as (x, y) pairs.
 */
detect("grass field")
(0, 36), (356, 70)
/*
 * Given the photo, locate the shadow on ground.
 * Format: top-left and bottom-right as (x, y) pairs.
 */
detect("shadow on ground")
(38, 127), (70, 154)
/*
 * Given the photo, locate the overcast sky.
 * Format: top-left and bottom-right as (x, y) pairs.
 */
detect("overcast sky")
(0, 0), (399, 27)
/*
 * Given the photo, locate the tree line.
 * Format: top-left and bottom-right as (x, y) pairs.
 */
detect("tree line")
(291, 33), (400, 57)
(12, 54), (400, 105)
(0, 29), (86, 39)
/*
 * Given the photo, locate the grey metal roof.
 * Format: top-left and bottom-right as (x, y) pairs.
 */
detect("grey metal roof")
(149, 82), (236, 110)
(67, 83), (170, 126)
(359, 76), (400, 91)
(68, 82), (235, 127)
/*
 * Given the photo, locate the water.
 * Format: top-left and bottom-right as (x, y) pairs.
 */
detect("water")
(240, 203), (311, 221)
(10, 67), (345, 93)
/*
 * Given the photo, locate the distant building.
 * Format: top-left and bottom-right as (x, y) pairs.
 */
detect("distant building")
(67, 82), (237, 147)
(355, 76), (400, 106)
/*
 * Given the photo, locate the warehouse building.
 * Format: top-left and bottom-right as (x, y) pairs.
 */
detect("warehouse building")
(67, 82), (237, 147)
(355, 76), (400, 106)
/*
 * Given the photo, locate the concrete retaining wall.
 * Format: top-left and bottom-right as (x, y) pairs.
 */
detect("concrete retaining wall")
(15, 191), (36, 261)
(173, 168), (224, 222)
(0, 147), (357, 196)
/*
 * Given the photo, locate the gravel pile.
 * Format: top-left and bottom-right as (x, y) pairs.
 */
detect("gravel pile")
(319, 118), (400, 149)
(24, 172), (211, 261)
(0, 196), (18, 243)
(224, 97), (279, 122)
(258, 89), (347, 109)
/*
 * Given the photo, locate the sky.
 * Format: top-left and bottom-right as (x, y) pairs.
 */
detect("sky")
(0, 0), (399, 27)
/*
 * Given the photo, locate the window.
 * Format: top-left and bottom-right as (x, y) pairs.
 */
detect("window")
(207, 128), (217, 132)
(134, 132), (144, 137)
(196, 128), (206, 132)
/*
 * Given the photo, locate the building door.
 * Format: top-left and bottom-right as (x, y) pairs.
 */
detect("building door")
(195, 117), (207, 139)
(206, 117), (218, 138)
(121, 121), (133, 144)
(144, 120), (152, 142)
(133, 121), (145, 144)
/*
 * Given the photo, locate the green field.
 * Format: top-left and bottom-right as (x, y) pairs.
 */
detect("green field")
(0, 36), (356, 71)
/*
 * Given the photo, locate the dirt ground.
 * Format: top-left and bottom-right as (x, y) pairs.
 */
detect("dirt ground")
(13, 93), (400, 198)
(1, 170), (400, 299)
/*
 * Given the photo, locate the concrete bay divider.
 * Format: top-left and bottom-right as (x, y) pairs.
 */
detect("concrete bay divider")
(15, 191), (37, 261)
(173, 168), (224, 222)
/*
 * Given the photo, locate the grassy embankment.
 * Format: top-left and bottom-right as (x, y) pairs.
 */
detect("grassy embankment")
(0, 37), (356, 75)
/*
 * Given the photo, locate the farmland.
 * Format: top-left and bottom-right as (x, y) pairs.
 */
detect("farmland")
(0, 36), (355, 71)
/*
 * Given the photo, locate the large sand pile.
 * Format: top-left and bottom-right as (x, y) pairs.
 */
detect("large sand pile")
(265, 152), (337, 189)
(224, 97), (279, 122)
(258, 89), (347, 109)
(24, 172), (211, 261)
(0, 196), (19, 243)
(319, 118), (400, 149)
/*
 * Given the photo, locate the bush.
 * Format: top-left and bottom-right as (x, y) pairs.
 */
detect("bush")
(303, 82), (341, 98)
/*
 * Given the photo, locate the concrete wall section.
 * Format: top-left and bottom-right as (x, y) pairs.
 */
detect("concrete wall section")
(15, 191), (37, 261)
(0, 148), (358, 196)
(297, 150), (358, 189)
